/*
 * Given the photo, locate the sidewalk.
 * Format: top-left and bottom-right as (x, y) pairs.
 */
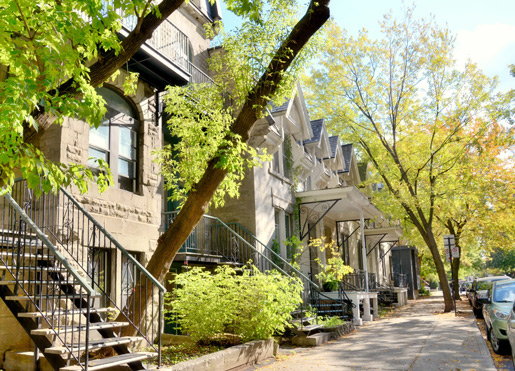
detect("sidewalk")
(250, 292), (496, 371)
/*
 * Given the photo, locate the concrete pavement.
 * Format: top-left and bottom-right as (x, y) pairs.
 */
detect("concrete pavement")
(250, 293), (496, 371)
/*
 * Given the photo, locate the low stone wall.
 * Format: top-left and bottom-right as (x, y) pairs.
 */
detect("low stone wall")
(169, 339), (275, 371)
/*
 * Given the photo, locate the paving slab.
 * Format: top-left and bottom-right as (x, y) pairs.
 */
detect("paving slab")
(249, 293), (496, 371)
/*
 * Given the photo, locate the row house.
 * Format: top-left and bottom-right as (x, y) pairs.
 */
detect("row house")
(0, 2), (221, 370)
(0, 3), (412, 371)
(209, 83), (408, 325)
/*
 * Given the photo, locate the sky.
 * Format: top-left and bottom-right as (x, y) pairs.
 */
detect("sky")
(219, 0), (515, 93)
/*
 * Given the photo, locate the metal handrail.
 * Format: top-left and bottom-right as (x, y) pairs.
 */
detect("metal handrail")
(60, 187), (166, 293)
(163, 211), (319, 291)
(4, 192), (95, 295)
(10, 178), (163, 366)
(223, 221), (320, 290)
(1, 190), (93, 370)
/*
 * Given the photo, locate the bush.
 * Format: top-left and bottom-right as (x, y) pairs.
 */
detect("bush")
(166, 265), (303, 343)
(419, 286), (430, 296)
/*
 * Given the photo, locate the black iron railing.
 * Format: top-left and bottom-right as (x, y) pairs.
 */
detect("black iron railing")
(393, 273), (408, 288)
(341, 270), (377, 291)
(1, 191), (94, 370)
(10, 179), (164, 365)
(162, 211), (354, 320)
(162, 211), (318, 300)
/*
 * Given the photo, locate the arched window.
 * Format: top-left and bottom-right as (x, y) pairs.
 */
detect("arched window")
(89, 87), (139, 192)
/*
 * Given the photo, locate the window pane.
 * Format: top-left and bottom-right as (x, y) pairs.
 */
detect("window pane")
(88, 147), (108, 167)
(285, 214), (292, 239)
(274, 209), (280, 241)
(89, 121), (110, 149)
(272, 151), (280, 173)
(118, 158), (135, 178)
(119, 126), (137, 160)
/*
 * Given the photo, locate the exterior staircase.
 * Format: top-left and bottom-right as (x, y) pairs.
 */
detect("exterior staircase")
(0, 179), (165, 370)
(164, 212), (354, 321)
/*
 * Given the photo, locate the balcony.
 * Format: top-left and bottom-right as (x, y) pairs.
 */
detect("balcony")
(341, 270), (377, 291)
(108, 4), (213, 89)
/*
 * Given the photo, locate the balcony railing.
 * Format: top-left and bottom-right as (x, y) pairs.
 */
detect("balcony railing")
(104, 1), (213, 85)
(393, 273), (408, 288)
(341, 270), (377, 291)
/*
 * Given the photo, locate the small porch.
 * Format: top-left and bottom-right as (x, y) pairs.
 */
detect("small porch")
(296, 187), (407, 325)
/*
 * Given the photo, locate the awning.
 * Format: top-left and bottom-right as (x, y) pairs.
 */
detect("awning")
(296, 186), (383, 239)
(365, 226), (403, 243)
(364, 226), (403, 257)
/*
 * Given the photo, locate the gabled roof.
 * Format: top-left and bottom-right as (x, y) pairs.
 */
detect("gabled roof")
(341, 143), (353, 173)
(270, 99), (290, 114)
(328, 136), (340, 158)
(303, 119), (324, 145)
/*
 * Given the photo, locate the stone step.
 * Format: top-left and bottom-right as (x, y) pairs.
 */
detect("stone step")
(46, 336), (143, 355)
(60, 352), (156, 371)
(0, 251), (53, 261)
(292, 332), (331, 347)
(5, 293), (101, 302)
(31, 321), (129, 336)
(3, 350), (54, 371)
(0, 265), (68, 273)
(19, 307), (116, 318)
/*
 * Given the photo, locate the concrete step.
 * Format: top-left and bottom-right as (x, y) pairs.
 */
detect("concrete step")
(3, 350), (54, 371)
(19, 307), (116, 318)
(292, 332), (331, 347)
(46, 336), (143, 355)
(31, 321), (129, 336)
(60, 352), (156, 371)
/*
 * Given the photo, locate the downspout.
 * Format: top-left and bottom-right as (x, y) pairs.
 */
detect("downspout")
(360, 208), (369, 292)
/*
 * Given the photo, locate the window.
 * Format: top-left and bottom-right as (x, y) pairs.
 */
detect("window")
(270, 143), (291, 179)
(89, 87), (139, 192)
(87, 247), (110, 307)
(341, 233), (350, 265)
(274, 208), (281, 241)
(358, 240), (364, 270)
(282, 143), (291, 179)
(272, 150), (280, 174)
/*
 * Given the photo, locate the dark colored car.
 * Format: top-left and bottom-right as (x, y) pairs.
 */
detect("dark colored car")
(470, 276), (510, 318)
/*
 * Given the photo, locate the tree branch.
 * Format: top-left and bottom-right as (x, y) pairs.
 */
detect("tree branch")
(26, 0), (186, 142)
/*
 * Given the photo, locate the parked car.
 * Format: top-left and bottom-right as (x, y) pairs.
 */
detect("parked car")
(466, 281), (475, 305)
(506, 297), (515, 366)
(483, 279), (515, 354)
(470, 276), (510, 318)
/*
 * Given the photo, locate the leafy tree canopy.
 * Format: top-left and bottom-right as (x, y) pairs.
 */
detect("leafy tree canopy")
(301, 7), (514, 311)
(155, 0), (324, 209)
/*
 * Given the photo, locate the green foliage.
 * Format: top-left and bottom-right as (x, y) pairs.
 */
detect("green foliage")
(206, 0), (324, 115)
(302, 7), (515, 296)
(486, 248), (515, 276)
(166, 264), (303, 343)
(0, 0), (154, 193)
(418, 286), (431, 297)
(310, 238), (353, 286)
(154, 84), (271, 209)
(319, 316), (344, 327)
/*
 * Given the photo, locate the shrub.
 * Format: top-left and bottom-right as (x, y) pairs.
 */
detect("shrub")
(166, 264), (303, 343)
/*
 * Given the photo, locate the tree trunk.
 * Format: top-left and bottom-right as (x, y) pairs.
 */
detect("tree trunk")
(27, 0), (186, 142)
(117, 0), (331, 335)
(424, 234), (454, 311)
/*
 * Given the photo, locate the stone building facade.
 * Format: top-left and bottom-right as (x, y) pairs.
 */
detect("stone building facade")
(0, 2), (222, 368)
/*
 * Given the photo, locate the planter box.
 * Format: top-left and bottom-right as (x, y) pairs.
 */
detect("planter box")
(321, 322), (354, 338)
(169, 338), (275, 371)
